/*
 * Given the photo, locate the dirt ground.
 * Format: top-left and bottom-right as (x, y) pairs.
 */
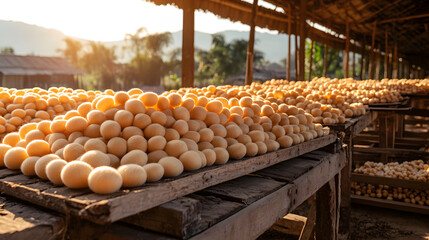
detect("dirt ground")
(259, 204), (429, 240)
(350, 204), (429, 240)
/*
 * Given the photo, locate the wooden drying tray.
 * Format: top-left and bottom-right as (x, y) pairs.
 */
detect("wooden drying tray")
(351, 195), (429, 215)
(0, 134), (336, 225)
(351, 173), (429, 191)
(323, 111), (377, 136)
(367, 96), (410, 107)
(351, 173), (429, 215)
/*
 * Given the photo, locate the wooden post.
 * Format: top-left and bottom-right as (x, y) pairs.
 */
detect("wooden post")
(392, 42), (398, 78)
(384, 29), (388, 79)
(405, 61), (410, 78)
(308, 40), (314, 81)
(299, 0), (307, 81)
(360, 36), (367, 80)
(388, 48), (392, 78)
(369, 22), (376, 79)
(399, 59), (403, 78)
(245, 0), (259, 85)
(295, 15), (299, 80)
(375, 44), (381, 80)
(344, 22), (350, 78)
(316, 177), (338, 240)
(286, 3), (292, 81)
(352, 51), (356, 79)
(182, 0), (195, 87)
(323, 44), (328, 77)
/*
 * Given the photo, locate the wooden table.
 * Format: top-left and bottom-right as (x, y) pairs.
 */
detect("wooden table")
(0, 145), (346, 240)
(323, 111), (377, 239)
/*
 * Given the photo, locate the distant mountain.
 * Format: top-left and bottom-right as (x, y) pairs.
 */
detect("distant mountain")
(0, 20), (293, 64)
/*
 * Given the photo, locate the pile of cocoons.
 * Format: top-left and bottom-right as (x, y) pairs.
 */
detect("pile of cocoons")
(0, 87), (330, 194)
(352, 160), (429, 206)
(0, 87), (108, 136)
(354, 160), (429, 182)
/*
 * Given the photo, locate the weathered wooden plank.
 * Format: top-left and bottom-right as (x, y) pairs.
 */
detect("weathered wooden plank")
(316, 178), (337, 240)
(271, 213), (306, 236)
(77, 135), (336, 224)
(122, 197), (201, 239)
(351, 195), (429, 215)
(351, 111), (376, 136)
(0, 169), (20, 179)
(200, 175), (284, 204)
(0, 135), (336, 225)
(255, 151), (333, 183)
(254, 158), (320, 182)
(289, 150), (346, 211)
(66, 215), (175, 240)
(191, 150), (345, 240)
(190, 194), (244, 237)
(0, 195), (64, 240)
(299, 198), (316, 240)
(351, 173), (429, 191)
(300, 150), (331, 161)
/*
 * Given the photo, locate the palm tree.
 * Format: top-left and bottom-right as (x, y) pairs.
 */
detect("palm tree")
(58, 38), (82, 67)
(81, 42), (117, 89)
(124, 27), (147, 57)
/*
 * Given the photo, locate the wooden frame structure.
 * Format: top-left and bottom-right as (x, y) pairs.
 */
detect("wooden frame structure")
(147, 0), (428, 84)
(1, 140), (346, 240)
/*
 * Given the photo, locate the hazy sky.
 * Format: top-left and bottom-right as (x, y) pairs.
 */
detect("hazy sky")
(0, 0), (277, 41)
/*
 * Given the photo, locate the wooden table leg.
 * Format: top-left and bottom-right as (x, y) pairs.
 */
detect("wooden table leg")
(339, 137), (351, 239)
(378, 112), (389, 162)
(316, 175), (339, 240)
(397, 113), (404, 138)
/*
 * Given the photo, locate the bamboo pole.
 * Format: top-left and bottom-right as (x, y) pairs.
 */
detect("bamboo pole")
(182, 0), (195, 87)
(245, 0), (259, 85)
(323, 44), (328, 77)
(308, 40), (314, 81)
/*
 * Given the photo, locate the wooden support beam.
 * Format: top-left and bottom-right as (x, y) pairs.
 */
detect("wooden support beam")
(352, 51), (356, 79)
(323, 44), (328, 77)
(245, 0), (259, 85)
(295, 15), (299, 80)
(368, 22), (376, 79)
(405, 61), (411, 79)
(384, 29), (389, 79)
(286, 3), (292, 81)
(182, 0), (195, 87)
(392, 42), (398, 78)
(344, 21), (350, 78)
(360, 37), (366, 80)
(308, 40), (314, 81)
(375, 44), (381, 80)
(379, 13), (429, 24)
(399, 59), (403, 78)
(316, 177), (338, 240)
(299, 0), (307, 81)
(388, 48), (393, 79)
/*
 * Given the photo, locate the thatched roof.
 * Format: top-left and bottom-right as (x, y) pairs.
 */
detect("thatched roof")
(145, 0), (428, 69)
(0, 54), (84, 76)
